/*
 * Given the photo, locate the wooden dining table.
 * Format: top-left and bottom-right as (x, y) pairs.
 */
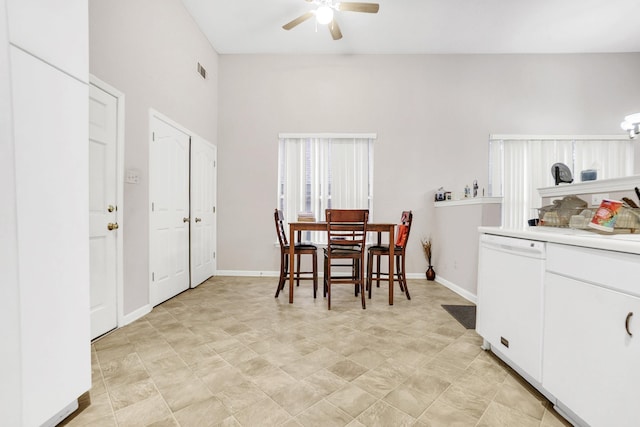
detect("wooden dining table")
(288, 221), (397, 305)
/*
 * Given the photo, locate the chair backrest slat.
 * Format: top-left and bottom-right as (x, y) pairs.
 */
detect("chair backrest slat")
(326, 209), (368, 246)
(274, 209), (288, 247)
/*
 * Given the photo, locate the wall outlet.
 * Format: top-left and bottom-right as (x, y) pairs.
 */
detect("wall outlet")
(591, 193), (609, 206)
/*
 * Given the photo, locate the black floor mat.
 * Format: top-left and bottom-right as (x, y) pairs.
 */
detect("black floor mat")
(441, 304), (476, 329)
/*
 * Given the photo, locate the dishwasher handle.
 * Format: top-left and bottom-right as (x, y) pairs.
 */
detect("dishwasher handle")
(481, 234), (546, 258)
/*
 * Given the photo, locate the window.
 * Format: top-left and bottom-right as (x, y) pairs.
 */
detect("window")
(489, 135), (635, 228)
(278, 133), (375, 243)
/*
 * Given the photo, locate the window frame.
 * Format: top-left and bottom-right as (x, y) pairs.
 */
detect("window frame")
(277, 133), (376, 244)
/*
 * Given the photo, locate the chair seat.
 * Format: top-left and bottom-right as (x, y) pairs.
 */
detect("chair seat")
(324, 246), (361, 255)
(293, 242), (318, 249)
(368, 244), (402, 252)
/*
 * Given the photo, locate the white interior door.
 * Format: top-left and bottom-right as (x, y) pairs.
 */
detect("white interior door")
(190, 136), (216, 287)
(150, 117), (190, 306)
(88, 84), (118, 339)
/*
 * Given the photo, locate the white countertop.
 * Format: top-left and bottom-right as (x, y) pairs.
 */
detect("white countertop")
(478, 226), (640, 255)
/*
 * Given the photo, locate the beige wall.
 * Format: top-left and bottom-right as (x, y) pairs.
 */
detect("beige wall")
(218, 53), (640, 293)
(89, 0), (219, 314)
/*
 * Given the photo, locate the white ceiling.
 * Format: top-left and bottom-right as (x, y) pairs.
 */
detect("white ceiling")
(181, 0), (640, 55)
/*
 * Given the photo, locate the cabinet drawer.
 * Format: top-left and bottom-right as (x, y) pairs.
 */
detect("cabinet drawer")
(546, 243), (640, 297)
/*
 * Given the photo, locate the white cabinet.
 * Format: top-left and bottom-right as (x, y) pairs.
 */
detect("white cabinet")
(1, 0), (90, 425)
(543, 244), (640, 427)
(476, 234), (545, 384)
(11, 46), (91, 427)
(6, 0), (88, 81)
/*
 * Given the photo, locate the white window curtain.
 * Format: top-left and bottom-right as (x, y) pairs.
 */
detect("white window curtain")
(490, 135), (634, 229)
(278, 134), (374, 243)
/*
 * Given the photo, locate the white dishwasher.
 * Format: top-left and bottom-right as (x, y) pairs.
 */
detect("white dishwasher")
(476, 233), (546, 385)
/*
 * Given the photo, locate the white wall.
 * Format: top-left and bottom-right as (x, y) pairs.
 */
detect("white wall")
(0, 1), (22, 423)
(89, 0), (219, 314)
(218, 54), (640, 289)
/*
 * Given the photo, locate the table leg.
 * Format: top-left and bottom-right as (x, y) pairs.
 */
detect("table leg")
(289, 223), (295, 303)
(388, 225), (394, 305)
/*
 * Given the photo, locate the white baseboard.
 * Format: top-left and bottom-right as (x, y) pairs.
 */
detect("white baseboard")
(432, 275), (477, 304)
(121, 304), (152, 327)
(215, 270), (280, 277)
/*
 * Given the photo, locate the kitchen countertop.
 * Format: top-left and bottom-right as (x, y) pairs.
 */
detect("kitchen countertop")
(478, 226), (640, 255)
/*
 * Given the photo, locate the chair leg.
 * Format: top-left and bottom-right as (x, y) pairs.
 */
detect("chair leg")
(396, 254), (405, 293)
(295, 254), (301, 286)
(275, 253), (288, 298)
(312, 251), (318, 299)
(399, 254), (410, 300)
(359, 258), (366, 310)
(323, 255), (328, 297)
(366, 251), (373, 299)
(376, 254), (381, 287)
(354, 259), (359, 297)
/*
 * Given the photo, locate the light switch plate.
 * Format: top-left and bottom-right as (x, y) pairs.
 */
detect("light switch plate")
(125, 169), (140, 184)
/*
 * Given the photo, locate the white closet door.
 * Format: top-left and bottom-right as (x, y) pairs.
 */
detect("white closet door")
(149, 117), (190, 306)
(190, 137), (216, 287)
(88, 84), (118, 339)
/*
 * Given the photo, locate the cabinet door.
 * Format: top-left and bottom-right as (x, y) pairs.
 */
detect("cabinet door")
(11, 46), (91, 427)
(477, 244), (544, 382)
(543, 272), (640, 427)
(6, 0), (88, 81)
(190, 136), (217, 287)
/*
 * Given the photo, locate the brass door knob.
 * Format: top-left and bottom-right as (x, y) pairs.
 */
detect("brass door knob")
(195, 217), (202, 223)
(183, 217), (190, 223)
(107, 222), (119, 231)
(107, 205), (116, 212)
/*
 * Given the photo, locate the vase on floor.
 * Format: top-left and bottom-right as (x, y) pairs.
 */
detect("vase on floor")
(426, 265), (436, 281)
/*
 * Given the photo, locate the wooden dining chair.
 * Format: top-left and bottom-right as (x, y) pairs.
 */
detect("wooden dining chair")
(274, 209), (318, 298)
(366, 210), (412, 300)
(323, 209), (369, 310)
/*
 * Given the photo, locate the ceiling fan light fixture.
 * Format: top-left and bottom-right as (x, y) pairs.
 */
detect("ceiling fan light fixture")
(315, 6), (334, 25)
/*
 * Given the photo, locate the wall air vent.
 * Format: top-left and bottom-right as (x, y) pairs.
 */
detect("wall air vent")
(197, 62), (207, 79)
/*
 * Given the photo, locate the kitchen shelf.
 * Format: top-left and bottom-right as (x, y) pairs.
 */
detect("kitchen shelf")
(434, 197), (502, 208)
(538, 175), (640, 198)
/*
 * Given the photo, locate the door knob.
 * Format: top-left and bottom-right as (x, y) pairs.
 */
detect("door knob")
(107, 205), (116, 212)
(195, 217), (202, 223)
(107, 222), (119, 231)
(183, 217), (190, 223)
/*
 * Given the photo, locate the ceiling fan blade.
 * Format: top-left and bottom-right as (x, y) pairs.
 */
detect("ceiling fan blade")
(338, 2), (379, 13)
(282, 11), (314, 30)
(329, 19), (343, 40)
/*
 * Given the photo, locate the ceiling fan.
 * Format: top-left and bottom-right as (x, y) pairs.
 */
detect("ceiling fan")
(282, 0), (380, 40)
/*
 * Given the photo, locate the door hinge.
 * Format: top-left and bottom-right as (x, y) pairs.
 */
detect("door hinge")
(152, 132), (155, 141)
(152, 202), (155, 212)
(213, 251), (216, 259)
(212, 206), (215, 213)
(152, 272), (155, 281)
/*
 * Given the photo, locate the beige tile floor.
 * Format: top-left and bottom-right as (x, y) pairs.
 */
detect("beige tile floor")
(62, 276), (571, 427)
